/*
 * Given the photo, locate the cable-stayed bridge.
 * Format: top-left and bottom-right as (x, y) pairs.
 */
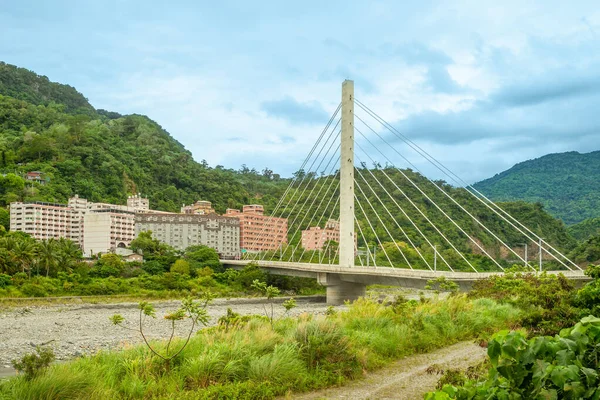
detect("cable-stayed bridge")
(221, 80), (588, 304)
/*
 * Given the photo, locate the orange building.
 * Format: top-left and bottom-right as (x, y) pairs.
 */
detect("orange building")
(301, 219), (341, 250)
(225, 205), (288, 252)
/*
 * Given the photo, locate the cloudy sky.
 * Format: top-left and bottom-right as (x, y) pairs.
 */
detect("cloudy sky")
(2, 0), (600, 183)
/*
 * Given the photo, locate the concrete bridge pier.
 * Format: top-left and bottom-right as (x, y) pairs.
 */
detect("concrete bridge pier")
(318, 273), (366, 305)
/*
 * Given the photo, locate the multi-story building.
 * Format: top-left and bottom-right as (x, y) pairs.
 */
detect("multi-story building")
(83, 209), (136, 257)
(127, 194), (149, 212)
(10, 194), (156, 256)
(225, 205), (288, 252)
(135, 213), (240, 258)
(9, 201), (71, 241)
(301, 219), (341, 251)
(181, 200), (215, 215)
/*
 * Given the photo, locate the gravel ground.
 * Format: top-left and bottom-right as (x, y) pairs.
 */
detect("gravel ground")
(0, 296), (332, 370)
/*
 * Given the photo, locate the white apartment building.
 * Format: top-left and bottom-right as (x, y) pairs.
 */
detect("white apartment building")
(83, 209), (136, 257)
(10, 194), (155, 256)
(9, 202), (71, 241)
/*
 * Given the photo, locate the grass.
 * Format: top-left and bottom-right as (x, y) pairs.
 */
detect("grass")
(0, 295), (520, 400)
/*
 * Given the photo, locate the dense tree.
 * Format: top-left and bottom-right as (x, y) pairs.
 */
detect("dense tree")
(36, 239), (58, 277)
(474, 151), (600, 225)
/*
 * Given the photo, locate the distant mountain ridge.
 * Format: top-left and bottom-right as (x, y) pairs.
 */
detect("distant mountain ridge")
(473, 151), (600, 225)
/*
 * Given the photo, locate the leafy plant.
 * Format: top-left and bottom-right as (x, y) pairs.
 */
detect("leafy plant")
(282, 298), (297, 315)
(425, 277), (460, 294)
(426, 315), (600, 399)
(469, 272), (579, 336)
(11, 346), (55, 380)
(251, 279), (281, 327)
(110, 292), (213, 371)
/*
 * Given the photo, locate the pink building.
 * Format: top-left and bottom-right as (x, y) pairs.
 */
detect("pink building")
(301, 219), (341, 250)
(225, 205), (288, 252)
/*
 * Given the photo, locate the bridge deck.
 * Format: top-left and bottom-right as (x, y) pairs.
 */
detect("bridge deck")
(221, 260), (588, 283)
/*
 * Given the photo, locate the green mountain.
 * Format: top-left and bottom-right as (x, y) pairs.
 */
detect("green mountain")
(0, 62), (287, 213)
(568, 217), (600, 242)
(473, 151), (600, 225)
(0, 62), (580, 269)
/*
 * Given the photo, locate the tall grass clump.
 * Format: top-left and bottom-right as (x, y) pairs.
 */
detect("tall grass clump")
(0, 296), (520, 400)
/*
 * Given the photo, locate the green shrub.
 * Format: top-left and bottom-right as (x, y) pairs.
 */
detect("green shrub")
(159, 272), (191, 291)
(142, 260), (166, 275)
(469, 272), (578, 335)
(73, 280), (119, 296)
(11, 272), (29, 286)
(295, 318), (360, 380)
(11, 346), (55, 380)
(235, 264), (267, 289)
(170, 259), (191, 275)
(426, 316), (600, 399)
(574, 264), (600, 317)
(0, 273), (11, 288)
(20, 283), (48, 297)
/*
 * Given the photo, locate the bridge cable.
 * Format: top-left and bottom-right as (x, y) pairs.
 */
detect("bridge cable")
(355, 113), (530, 270)
(311, 196), (340, 264)
(355, 126), (502, 272)
(245, 104), (340, 259)
(275, 145), (341, 262)
(354, 224), (365, 267)
(355, 151), (450, 271)
(294, 178), (341, 264)
(252, 125), (340, 259)
(354, 192), (395, 268)
(354, 175), (414, 269)
(354, 215), (373, 267)
(250, 122), (340, 259)
(284, 172), (341, 263)
(355, 139), (477, 272)
(354, 99), (579, 271)
(354, 155), (434, 271)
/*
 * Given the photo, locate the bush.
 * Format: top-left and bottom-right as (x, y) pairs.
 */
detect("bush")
(11, 272), (29, 286)
(20, 283), (48, 297)
(469, 272), (578, 335)
(73, 280), (119, 296)
(159, 273), (191, 291)
(426, 316), (600, 399)
(142, 260), (166, 275)
(11, 346), (55, 380)
(0, 273), (11, 288)
(574, 264), (600, 317)
(235, 264), (267, 290)
(171, 259), (191, 275)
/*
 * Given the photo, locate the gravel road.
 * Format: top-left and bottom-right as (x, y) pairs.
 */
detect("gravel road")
(0, 296), (331, 370)
(290, 341), (487, 400)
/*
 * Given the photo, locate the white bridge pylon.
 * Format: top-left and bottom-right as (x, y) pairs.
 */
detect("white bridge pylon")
(244, 80), (582, 275)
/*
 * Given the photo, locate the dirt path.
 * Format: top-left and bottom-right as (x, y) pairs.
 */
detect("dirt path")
(289, 341), (486, 400)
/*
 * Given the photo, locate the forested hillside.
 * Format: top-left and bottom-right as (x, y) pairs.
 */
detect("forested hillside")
(473, 151), (600, 225)
(0, 62), (580, 267)
(568, 217), (600, 241)
(0, 62), (287, 214)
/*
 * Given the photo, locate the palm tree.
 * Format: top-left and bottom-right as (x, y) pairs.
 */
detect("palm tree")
(12, 240), (35, 276)
(37, 239), (58, 277)
(0, 237), (17, 275)
(56, 238), (82, 273)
